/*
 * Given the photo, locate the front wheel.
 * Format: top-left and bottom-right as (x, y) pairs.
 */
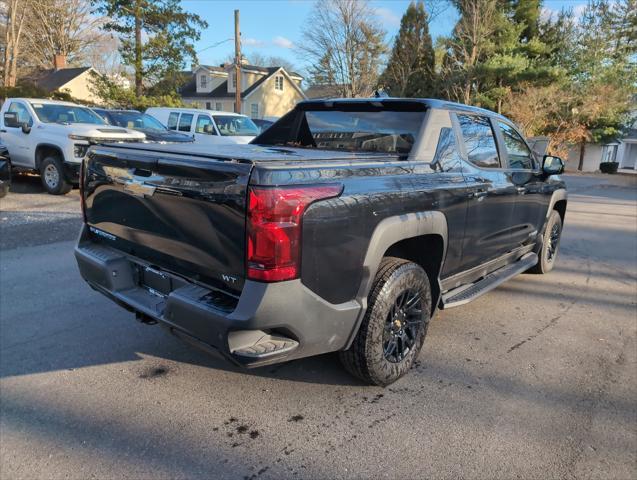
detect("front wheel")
(340, 257), (432, 386)
(529, 210), (563, 274)
(40, 156), (72, 195)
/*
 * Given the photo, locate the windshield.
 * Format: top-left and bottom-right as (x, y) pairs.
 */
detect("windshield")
(30, 102), (106, 125)
(107, 112), (167, 131)
(213, 115), (259, 136)
(256, 108), (426, 155)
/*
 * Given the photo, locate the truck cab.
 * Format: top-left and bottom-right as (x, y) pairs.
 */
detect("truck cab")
(0, 98), (145, 194)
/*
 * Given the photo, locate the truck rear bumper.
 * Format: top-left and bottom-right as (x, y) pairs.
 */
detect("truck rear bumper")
(75, 225), (361, 367)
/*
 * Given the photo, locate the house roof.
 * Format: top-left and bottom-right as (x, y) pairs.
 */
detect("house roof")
(25, 67), (92, 92)
(304, 84), (346, 99)
(180, 67), (303, 99)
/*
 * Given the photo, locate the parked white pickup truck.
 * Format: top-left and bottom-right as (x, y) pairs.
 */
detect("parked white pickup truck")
(0, 98), (145, 194)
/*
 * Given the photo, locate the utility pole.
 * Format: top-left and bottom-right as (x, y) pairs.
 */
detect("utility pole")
(234, 9), (241, 114)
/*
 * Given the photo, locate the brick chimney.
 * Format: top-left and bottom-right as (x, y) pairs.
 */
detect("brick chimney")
(53, 54), (66, 70)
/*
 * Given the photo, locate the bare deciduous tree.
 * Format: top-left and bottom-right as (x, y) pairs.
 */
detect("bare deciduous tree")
(21, 0), (105, 70)
(299, 0), (386, 98)
(438, 0), (497, 104)
(2, 0), (30, 86)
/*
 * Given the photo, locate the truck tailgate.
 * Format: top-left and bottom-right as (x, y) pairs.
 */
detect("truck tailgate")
(82, 147), (253, 295)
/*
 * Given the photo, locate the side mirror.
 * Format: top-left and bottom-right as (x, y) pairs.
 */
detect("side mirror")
(542, 155), (564, 175)
(21, 122), (31, 134)
(3, 112), (19, 128)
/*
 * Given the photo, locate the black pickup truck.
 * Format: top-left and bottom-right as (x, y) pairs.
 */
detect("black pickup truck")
(75, 98), (567, 386)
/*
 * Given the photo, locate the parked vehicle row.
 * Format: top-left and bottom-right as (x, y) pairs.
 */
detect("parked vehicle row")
(0, 99), (262, 195)
(74, 97), (567, 386)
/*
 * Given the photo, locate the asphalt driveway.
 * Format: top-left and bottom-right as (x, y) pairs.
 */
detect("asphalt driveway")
(1, 173), (635, 479)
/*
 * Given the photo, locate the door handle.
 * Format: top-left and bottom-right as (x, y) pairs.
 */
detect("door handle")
(0, 129), (6, 133)
(469, 189), (488, 199)
(516, 187), (527, 195)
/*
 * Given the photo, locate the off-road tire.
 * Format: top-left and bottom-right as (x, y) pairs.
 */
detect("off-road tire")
(340, 257), (432, 386)
(529, 210), (562, 274)
(40, 156), (71, 195)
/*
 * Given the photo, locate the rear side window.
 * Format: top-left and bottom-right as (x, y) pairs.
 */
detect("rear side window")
(305, 110), (424, 155)
(167, 112), (179, 130)
(178, 113), (193, 132)
(498, 122), (535, 169)
(457, 114), (500, 168)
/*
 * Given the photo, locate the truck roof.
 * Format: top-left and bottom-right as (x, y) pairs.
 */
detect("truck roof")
(8, 98), (82, 107)
(146, 107), (246, 117)
(298, 97), (509, 122)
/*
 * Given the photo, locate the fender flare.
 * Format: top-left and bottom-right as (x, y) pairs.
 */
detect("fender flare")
(546, 188), (567, 219)
(35, 143), (66, 169)
(344, 211), (448, 349)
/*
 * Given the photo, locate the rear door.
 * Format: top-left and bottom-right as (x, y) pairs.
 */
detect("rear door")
(455, 113), (520, 270)
(495, 120), (549, 247)
(83, 146), (253, 294)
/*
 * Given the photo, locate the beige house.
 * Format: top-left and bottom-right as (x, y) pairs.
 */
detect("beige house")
(180, 63), (306, 119)
(25, 55), (100, 103)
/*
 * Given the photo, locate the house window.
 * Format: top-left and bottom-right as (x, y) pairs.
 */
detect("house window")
(231, 73), (236, 88)
(205, 102), (212, 109)
(274, 75), (284, 91)
(250, 103), (259, 118)
(199, 74), (207, 88)
(215, 102), (222, 111)
(602, 144), (618, 163)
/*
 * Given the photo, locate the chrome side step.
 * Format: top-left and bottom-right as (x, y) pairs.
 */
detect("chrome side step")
(440, 253), (538, 309)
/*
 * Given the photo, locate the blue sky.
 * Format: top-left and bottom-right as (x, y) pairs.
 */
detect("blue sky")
(183, 0), (587, 72)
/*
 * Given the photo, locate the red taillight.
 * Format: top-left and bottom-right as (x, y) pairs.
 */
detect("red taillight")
(247, 184), (342, 282)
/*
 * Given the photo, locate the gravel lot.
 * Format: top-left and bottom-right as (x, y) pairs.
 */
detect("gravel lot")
(1, 173), (636, 479)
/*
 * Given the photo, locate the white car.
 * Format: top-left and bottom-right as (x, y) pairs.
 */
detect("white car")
(146, 107), (259, 145)
(0, 98), (145, 194)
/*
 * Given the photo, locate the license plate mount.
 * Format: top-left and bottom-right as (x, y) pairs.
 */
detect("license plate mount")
(139, 266), (172, 296)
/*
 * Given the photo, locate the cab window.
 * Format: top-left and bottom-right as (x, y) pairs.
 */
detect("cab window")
(7, 102), (33, 127)
(195, 114), (216, 135)
(167, 112), (179, 130)
(178, 113), (193, 132)
(498, 122), (535, 170)
(457, 114), (500, 168)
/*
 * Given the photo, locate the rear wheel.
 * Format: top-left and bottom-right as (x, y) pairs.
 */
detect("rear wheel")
(40, 156), (71, 195)
(340, 257), (432, 386)
(529, 210), (562, 274)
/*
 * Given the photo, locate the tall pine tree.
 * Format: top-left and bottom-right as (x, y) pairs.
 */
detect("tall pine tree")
(94, 0), (207, 96)
(379, 1), (435, 97)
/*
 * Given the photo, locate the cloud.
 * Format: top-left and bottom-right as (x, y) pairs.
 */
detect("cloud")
(374, 7), (401, 27)
(272, 36), (294, 49)
(242, 37), (266, 48)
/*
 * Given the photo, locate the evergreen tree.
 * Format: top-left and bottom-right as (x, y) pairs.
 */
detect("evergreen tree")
(94, 0), (207, 96)
(379, 1), (435, 97)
